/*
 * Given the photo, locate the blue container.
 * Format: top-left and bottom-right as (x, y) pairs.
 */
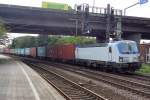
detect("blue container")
(20, 48), (25, 56)
(25, 48), (30, 56)
(16, 49), (18, 55)
(18, 48), (21, 55)
(17, 49), (19, 55)
(15, 49), (18, 55)
(37, 47), (46, 57)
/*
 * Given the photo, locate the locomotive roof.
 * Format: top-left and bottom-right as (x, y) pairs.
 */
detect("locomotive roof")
(76, 43), (108, 47)
(76, 40), (136, 48)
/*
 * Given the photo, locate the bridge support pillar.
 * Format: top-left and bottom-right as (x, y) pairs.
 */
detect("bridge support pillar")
(38, 34), (48, 46)
(123, 33), (141, 44)
(96, 35), (106, 43)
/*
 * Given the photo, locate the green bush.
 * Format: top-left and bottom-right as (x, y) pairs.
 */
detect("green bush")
(0, 20), (6, 37)
(10, 36), (96, 48)
(138, 64), (150, 74)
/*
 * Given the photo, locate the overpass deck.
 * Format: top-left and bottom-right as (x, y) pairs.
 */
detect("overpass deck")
(0, 4), (149, 39)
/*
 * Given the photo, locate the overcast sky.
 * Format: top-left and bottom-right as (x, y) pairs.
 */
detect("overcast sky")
(0, 0), (149, 42)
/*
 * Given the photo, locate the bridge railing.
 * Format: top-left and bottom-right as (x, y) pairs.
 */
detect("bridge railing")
(89, 6), (107, 15)
(74, 4), (106, 15)
(74, 4), (122, 16)
(113, 9), (123, 16)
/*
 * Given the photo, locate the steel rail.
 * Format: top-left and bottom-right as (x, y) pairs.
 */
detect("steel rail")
(28, 62), (107, 100)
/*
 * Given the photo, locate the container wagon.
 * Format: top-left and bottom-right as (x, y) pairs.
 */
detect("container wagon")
(16, 48), (20, 55)
(4, 48), (10, 54)
(60, 44), (75, 61)
(10, 49), (14, 55)
(30, 47), (37, 58)
(46, 45), (58, 60)
(20, 48), (25, 56)
(37, 46), (46, 59)
(47, 44), (75, 62)
(0, 48), (4, 53)
(25, 48), (30, 57)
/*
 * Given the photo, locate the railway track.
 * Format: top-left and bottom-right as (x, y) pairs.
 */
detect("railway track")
(27, 62), (107, 100)
(35, 61), (150, 98)
(15, 56), (150, 84)
(19, 57), (150, 98)
(126, 73), (150, 83)
(23, 56), (150, 84)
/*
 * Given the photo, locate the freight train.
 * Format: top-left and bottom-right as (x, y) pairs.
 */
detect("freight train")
(2, 40), (141, 72)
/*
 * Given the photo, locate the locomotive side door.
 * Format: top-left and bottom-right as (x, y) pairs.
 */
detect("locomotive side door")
(108, 47), (112, 61)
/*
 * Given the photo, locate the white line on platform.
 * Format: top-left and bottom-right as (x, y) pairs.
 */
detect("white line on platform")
(17, 61), (41, 100)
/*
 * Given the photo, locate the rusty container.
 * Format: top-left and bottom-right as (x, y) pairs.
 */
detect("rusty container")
(60, 44), (75, 60)
(47, 45), (58, 59)
(47, 44), (75, 61)
(30, 47), (37, 58)
(57, 45), (63, 59)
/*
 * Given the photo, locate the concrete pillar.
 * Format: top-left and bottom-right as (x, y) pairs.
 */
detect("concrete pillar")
(96, 35), (106, 43)
(38, 34), (48, 46)
(123, 33), (141, 44)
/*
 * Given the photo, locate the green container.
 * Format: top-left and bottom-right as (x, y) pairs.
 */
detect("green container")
(42, 1), (72, 10)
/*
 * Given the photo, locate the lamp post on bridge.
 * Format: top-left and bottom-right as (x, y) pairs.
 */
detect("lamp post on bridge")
(92, 0), (95, 12)
(124, 0), (148, 15)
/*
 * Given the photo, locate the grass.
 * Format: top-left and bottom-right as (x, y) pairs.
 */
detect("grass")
(137, 63), (150, 75)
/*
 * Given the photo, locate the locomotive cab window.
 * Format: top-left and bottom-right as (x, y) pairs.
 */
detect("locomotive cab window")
(109, 47), (112, 53)
(117, 42), (138, 54)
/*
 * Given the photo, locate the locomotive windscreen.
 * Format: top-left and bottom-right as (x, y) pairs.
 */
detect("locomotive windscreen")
(117, 42), (139, 54)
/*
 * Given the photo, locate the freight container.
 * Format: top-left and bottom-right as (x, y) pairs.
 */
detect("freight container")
(53, 46), (59, 58)
(47, 44), (75, 61)
(57, 45), (63, 59)
(14, 49), (17, 55)
(60, 44), (75, 60)
(16, 48), (19, 55)
(46, 45), (58, 59)
(37, 46), (46, 58)
(15, 49), (17, 55)
(12, 49), (15, 54)
(25, 48), (30, 56)
(0, 48), (4, 53)
(4, 48), (10, 54)
(15, 49), (18, 55)
(10, 49), (15, 54)
(18, 48), (21, 55)
(10, 49), (13, 54)
(46, 46), (51, 58)
(20, 48), (25, 56)
(42, 1), (72, 10)
(30, 47), (36, 58)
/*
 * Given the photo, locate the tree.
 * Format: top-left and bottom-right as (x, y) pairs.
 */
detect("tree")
(0, 19), (7, 45)
(10, 36), (38, 48)
(0, 20), (6, 37)
(10, 35), (96, 48)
